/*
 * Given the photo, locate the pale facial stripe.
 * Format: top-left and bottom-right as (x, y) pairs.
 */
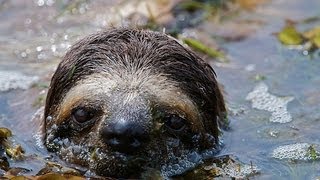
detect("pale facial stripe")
(55, 73), (204, 132)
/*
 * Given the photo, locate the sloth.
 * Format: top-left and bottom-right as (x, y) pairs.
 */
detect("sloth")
(43, 28), (226, 178)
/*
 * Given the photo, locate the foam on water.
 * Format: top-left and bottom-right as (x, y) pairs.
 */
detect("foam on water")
(161, 150), (203, 177)
(246, 82), (294, 123)
(222, 162), (260, 178)
(0, 71), (38, 92)
(272, 143), (320, 161)
(161, 136), (220, 178)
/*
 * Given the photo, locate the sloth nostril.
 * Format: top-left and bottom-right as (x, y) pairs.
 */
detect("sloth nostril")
(101, 122), (149, 154)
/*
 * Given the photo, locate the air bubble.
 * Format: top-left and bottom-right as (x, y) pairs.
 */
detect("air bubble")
(188, 152), (202, 163)
(272, 143), (320, 161)
(21, 52), (27, 58)
(36, 46), (43, 52)
(63, 138), (70, 147)
(167, 138), (180, 148)
(46, 116), (53, 122)
(223, 162), (260, 179)
(246, 82), (294, 123)
(36, 0), (45, 6)
(51, 45), (56, 52)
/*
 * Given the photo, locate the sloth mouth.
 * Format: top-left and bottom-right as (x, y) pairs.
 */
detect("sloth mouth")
(93, 150), (151, 178)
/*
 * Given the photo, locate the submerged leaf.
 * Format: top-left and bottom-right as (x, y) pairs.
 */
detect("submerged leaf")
(0, 127), (12, 138)
(37, 162), (82, 176)
(277, 26), (303, 45)
(37, 173), (85, 180)
(5, 145), (25, 160)
(0, 157), (10, 171)
(182, 38), (228, 62)
(177, 155), (259, 179)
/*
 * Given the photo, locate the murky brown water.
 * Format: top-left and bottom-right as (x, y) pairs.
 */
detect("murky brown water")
(1, 0), (320, 179)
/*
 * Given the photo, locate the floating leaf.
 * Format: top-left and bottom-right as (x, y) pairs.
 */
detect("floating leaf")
(7, 175), (27, 180)
(182, 38), (228, 62)
(37, 162), (82, 176)
(254, 74), (266, 81)
(5, 145), (25, 160)
(179, 1), (206, 12)
(312, 35), (320, 48)
(176, 155), (259, 179)
(0, 127), (12, 138)
(4, 172), (85, 180)
(37, 173), (85, 180)
(277, 26), (303, 45)
(301, 16), (320, 23)
(302, 26), (320, 39)
(308, 145), (319, 160)
(236, 0), (269, 10)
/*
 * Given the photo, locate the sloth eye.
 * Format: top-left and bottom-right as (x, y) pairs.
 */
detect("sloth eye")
(164, 114), (187, 131)
(72, 108), (94, 123)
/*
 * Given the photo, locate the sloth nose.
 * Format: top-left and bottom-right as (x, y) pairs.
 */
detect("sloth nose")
(101, 121), (149, 154)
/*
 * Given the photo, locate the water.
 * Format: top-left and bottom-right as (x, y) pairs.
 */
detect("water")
(1, 0), (320, 179)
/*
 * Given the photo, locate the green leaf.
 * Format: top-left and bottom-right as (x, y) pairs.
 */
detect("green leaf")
(312, 35), (320, 48)
(0, 127), (12, 138)
(182, 38), (228, 62)
(277, 26), (303, 45)
(303, 26), (320, 39)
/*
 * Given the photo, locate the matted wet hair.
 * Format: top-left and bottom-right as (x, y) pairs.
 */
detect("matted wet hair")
(44, 28), (226, 141)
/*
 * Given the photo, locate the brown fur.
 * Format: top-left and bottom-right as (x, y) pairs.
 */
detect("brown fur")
(43, 28), (226, 178)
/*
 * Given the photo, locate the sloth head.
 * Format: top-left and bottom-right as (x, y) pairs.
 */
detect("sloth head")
(43, 28), (226, 178)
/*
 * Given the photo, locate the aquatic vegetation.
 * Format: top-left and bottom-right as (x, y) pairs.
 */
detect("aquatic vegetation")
(176, 155), (260, 179)
(278, 26), (303, 45)
(5, 145), (25, 160)
(277, 20), (320, 54)
(272, 143), (320, 161)
(303, 26), (320, 48)
(32, 95), (46, 108)
(0, 127), (25, 161)
(182, 37), (228, 62)
(0, 128), (12, 138)
(253, 74), (266, 81)
(0, 127), (86, 179)
(3, 172), (85, 180)
(235, 0), (270, 10)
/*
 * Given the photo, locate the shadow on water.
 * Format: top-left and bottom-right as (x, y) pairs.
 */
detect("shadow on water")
(0, 0), (320, 179)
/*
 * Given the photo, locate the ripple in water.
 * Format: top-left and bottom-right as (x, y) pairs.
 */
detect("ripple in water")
(0, 71), (38, 92)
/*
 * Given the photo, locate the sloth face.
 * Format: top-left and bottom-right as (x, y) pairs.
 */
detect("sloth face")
(43, 28), (226, 178)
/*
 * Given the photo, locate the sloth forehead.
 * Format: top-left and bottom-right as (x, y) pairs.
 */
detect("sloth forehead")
(56, 73), (203, 130)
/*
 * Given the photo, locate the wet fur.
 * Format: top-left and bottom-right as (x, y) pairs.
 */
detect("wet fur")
(44, 28), (226, 177)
